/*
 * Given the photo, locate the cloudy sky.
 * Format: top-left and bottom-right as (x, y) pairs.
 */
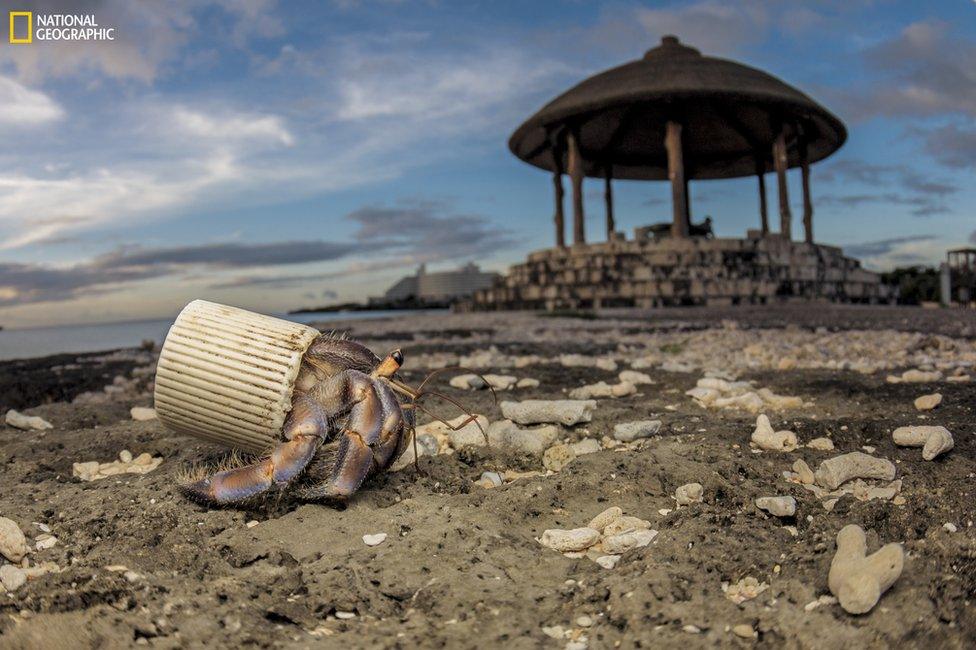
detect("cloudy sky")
(0, 0), (973, 328)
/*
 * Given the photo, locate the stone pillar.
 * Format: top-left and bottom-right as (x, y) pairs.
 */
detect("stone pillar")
(773, 130), (791, 239)
(567, 131), (585, 245)
(551, 140), (566, 248)
(666, 120), (689, 238)
(940, 262), (952, 306)
(757, 165), (769, 236)
(604, 167), (615, 240)
(799, 138), (813, 244)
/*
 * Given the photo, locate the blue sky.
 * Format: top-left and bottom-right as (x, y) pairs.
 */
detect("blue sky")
(0, 0), (973, 327)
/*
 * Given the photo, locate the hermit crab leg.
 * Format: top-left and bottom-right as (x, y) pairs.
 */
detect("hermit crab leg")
(181, 395), (329, 504)
(299, 373), (405, 501)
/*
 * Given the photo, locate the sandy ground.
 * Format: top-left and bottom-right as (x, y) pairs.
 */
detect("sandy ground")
(0, 305), (974, 649)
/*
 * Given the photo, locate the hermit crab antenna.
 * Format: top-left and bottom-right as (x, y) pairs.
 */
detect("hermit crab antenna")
(384, 367), (496, 460)
(413, 367), (499, 407)
(414, 389), (489, 445)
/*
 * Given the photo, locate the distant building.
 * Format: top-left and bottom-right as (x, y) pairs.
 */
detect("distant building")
(381, 263), (499, 303)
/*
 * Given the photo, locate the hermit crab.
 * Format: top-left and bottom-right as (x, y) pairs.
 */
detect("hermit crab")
(156, 301), (487, 506)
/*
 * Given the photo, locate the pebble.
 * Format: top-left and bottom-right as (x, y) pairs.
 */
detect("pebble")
(806, 437), (834, 451)
(570, 439), (601, 456)
(569, 381), (635, 400)
(542, 625), (566, 639)
(0, 564), (27, 591)
(603, 516), (652, 536)
(389, 432), (442, 471)
(119, 450), (133, 463)
(576, 615), (593, 627)
(814, 452), (896, 490)
(130, 407), (158, 421)
(595, 358), (617, 371)
(489, 422), (561, 455)
(500, 400), (596, 426)
(792, 459), (815, 484)
(612, 420), (662, 442)
(587, 507), (623, 531)
(943, 522), (957, 533)
(887, 369), (942, 383)
(34, 534), (57, 550)
(449, 374), (479, 389)
(751, 414), (798, 451)
(732, 624), (756, 639)
(601, 529), (658, 554)
(828, 524), (904, 614)
(543, 444), (577, 472)
(594, 555), (620, 569)
(619, 370), (654, 385)
(756, 496), (797, 517)
(891, 425), (954, 460)
(481, 374), (517, 391)
(4, 410), (53, 431)
(362, 533), (387, 547)
(538, 528), (601, 552)
(478, 471), (503, 488)
(687, 377), (803, 413)
(516, 378), (540, 389)
(445, 415), (490, 448)
(334, 611), (356, 620)
(72, 452), (164, 481)
(675, 482), (704, 505)
(724, 576), (768, 603)
(913, 393), (942, 411)
(0, 517), (28, 562)
(246, 520), (259, 528)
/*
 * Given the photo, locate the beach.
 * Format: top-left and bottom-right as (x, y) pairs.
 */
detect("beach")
(0, 305), (974, 648)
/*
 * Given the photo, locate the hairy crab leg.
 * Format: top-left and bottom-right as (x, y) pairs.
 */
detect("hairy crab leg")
(300, 373), (405, 501)
(181, 396), (329, 504)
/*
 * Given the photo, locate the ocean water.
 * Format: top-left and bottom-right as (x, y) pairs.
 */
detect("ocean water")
(0, 310), (439, 362)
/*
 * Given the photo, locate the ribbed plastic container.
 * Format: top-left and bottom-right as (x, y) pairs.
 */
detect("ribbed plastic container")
(154, 300), (320, 454)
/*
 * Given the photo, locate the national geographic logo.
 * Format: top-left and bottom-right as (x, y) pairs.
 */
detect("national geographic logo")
(8, 11), (116, 44)
(8, 11), (30, 43)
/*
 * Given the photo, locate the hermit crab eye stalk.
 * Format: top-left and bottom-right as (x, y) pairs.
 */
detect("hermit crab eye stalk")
(374, 349), (404, 379)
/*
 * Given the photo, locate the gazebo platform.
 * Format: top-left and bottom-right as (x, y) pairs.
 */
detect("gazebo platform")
(465, 235), (889, 311)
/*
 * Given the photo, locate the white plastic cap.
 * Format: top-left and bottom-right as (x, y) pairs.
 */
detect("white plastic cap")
(154, 300), (320, 454)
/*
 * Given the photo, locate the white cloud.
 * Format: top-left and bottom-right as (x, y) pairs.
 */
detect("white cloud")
(0, 155), (239, 249)
(0, 94), (399, 250)
(170, 106), (294, 146)
(0, 76), (64, 127)
(334, 42), (570, 126)
(856, 237), (951, 271)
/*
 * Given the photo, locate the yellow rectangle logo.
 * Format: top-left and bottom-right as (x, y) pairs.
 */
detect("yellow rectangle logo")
(9, 11), (32, 44)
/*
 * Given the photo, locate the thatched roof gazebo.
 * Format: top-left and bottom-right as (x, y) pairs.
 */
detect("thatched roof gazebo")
(509, 35), (846, 245)
(464, 36), (887, 312)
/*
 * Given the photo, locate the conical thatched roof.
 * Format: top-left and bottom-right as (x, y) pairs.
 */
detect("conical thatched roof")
(509, 36), (846, 181)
